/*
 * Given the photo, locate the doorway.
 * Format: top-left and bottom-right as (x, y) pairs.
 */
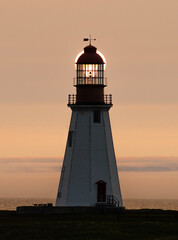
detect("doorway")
(96, 180), (106, 202)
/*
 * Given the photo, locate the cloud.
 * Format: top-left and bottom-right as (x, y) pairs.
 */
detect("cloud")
(0, 157), (62, 173)
(0, 157), (61, 164)
(118, 156), (178, 172)
(119, 166), (178, 172)
(0, 156), (178, 173)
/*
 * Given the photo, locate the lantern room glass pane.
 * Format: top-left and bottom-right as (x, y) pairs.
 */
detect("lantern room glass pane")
(76, 64), (104, 85)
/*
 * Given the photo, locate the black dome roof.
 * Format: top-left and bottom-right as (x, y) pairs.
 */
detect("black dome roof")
(76, 45), (105, 64)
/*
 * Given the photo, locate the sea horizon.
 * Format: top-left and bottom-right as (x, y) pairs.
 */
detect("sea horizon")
(0, 198), (178, 211)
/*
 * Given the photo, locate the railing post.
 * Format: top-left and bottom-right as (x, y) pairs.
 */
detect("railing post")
(110, 94), (112, 104)
(68, 94), (77, 104)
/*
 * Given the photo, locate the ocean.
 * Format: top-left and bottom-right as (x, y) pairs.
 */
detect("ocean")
(0, 198), (178, 211)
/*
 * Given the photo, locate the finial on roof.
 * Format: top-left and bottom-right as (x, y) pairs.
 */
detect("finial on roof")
(83, 34), (96, 45)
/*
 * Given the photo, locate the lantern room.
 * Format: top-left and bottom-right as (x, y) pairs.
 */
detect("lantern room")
(68, 42), (112, 105)
(75, 45), (106, 86)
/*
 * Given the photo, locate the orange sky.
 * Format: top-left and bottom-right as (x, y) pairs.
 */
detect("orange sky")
(0, 0), (178, 199)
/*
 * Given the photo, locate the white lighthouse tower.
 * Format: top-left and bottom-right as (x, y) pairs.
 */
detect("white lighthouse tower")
(56, 39), (123, 207)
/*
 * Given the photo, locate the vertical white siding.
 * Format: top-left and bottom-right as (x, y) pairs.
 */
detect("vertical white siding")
(103, 111), (123, 206)
(56, 106), (123, 207)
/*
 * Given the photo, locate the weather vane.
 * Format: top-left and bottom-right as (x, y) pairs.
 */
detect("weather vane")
(83, 34), (96, 45)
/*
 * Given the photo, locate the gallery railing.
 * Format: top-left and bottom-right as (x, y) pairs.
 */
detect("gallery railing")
(68, 94), (112, 105)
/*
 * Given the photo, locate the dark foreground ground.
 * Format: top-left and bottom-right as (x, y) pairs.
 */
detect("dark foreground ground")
(0, 209), (178, 240)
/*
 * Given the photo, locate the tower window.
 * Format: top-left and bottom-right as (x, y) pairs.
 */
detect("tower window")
(68, 131), (73, 147)
(93, 111), (101, 123)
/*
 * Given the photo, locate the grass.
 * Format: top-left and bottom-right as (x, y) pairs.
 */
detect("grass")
(0, 210), (178, 240)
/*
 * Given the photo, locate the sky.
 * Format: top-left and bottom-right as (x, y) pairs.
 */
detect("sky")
(0, 0), (178, 199)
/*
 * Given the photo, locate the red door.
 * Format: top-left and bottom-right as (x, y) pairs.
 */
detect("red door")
(96, 180), (106, 202)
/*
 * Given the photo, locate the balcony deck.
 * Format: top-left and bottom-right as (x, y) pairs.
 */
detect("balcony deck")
(68, 94), (112, 105)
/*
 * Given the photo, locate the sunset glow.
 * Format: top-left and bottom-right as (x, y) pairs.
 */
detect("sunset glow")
(74, 50), (106, 70)
(97, 50), (106, 69)
(75, 50), (84, 65)
(0, 0), (177, 199)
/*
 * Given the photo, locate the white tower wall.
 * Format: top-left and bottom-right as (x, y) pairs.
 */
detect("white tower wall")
(56, 105), (123, 207)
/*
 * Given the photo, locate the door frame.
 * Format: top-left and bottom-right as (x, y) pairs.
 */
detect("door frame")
(95, 180), (107, 203)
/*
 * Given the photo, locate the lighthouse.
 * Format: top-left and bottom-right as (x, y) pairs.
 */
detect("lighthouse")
(56, 39), (123, 207)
